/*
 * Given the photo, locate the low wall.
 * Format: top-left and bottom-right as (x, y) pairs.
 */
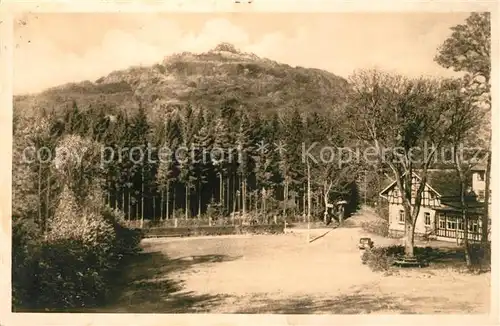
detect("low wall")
(143, 224), (285, 238)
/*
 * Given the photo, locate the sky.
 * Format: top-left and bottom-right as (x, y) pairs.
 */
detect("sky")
(13, 12), (470, 95)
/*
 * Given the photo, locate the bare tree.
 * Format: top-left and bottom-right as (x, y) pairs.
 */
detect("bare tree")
(345, 70), (457, 257)
(442, 79), (484, 267)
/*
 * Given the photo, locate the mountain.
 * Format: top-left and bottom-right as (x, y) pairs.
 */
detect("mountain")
(14, 43), (350, 119)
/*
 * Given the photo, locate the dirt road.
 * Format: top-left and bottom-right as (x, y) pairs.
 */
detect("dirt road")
(98, 225), (490, 314)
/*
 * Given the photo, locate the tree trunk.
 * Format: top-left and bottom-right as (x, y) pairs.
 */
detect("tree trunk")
(302, 191), (306, 222)
(255, 190), (259, 217)
(243, 177), (247, 215)
(307, 161), (311, 220)
(45, 170), (50, 234)
(232, 178), (236, 224)
(38, 164), (42, 227)
(198, 180), (202, 218)
(226, 176), (230, 214)
(153, 195), (156, 220)
(141, 169), (144, 228)
(219, 172), (223, 204)
(482, 151), (490, 243)
(263, 188), (267, 222)
(160, 189), (164, 221)
(323, 181), (332, 224)
(241, 175), (244, 215)
(108, 180), (111, 207)
(172, 186), (176, 219)
(127, 189), (131, 220)
(249, 188), (252, 216)
(283, 178), (288, 217)
(185, 184), (189, 220)
(403, 200), (414, 257)
(403, 216), (415, 258)
(455, 153), (472, 267)
(166, 184), (170, 220)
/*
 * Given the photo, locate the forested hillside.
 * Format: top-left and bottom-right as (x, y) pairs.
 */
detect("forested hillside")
(13, 42), (361, 231)
(14, 42), (349, 119)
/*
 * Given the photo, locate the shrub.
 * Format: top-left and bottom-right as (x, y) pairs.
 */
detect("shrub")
(12, 192), (143, 311)
(12, 217), (41, 309)
(469, 242), (491, 270)
(33, 238), (109, 309)
(361, 247), (392, 271)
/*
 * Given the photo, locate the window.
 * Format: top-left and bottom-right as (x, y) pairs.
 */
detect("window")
(447, 216), (457, 230)
(438, 214), (446, 229)
(469, 221), (479, 233)
(478, 190), (485, 202)
(399, 210), (405, 224)
(424, 212), (431, 226)
(477, 172), (485, 181)
(458, 219), (464, 230)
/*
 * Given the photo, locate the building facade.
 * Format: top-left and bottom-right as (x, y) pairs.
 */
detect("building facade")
(379, 167), (489, 243)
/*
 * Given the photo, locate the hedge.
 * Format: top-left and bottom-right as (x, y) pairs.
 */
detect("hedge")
(144, 224), (284, 238)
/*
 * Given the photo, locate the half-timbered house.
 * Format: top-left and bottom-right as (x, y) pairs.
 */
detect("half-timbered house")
(379, 167), (489, 242)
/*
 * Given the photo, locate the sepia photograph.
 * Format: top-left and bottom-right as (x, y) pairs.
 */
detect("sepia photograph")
(4, 2), (497, 322)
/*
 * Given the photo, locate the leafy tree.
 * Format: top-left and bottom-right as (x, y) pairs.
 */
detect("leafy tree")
(435, 12), (491, 243)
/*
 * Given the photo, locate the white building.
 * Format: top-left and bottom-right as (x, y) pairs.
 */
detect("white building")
(379, 165), (489, 242)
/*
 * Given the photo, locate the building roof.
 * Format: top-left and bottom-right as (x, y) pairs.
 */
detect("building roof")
(425, 169), (467, 198)
(379, 169), (471, 198)
(470, 163), (487, 171)
(434, 202), (484, 214)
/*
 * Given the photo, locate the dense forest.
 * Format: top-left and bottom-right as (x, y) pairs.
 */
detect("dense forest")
(13, 42), (369, 233)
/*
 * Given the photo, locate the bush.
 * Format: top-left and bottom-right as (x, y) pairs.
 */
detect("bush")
(12, 204), (143, 311)
(361, 247), (392, 271)
(12, 217), (41, 309)
(33, 238), (109, 309)
(469, 242), (491, 270)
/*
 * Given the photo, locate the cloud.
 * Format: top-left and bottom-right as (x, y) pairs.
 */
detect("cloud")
(13, 13), (465, 95)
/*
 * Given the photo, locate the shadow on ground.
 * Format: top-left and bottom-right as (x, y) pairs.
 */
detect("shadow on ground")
(90, 251), (241, 313)
(235, 292), (481, 314)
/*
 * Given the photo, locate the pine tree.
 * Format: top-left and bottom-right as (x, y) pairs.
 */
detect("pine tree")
(193, 108), (214, 217)
(178, 104), (198, 219)
(156, 112), (181, 220)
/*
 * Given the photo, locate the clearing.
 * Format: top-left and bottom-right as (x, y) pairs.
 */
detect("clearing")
(96, 212), (490, 314)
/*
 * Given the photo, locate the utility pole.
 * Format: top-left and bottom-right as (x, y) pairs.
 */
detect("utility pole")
(307, 158), (311, 243)
(364, 170), (367, 206)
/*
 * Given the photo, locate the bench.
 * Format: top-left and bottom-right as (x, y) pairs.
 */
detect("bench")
(393, 256), (428, 268)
